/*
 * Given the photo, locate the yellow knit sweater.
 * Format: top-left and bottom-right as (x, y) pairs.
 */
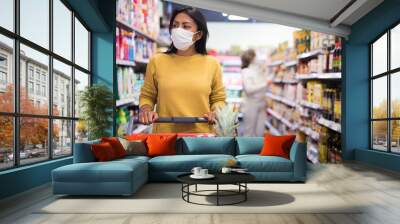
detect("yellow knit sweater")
(139, 53), (226, 133)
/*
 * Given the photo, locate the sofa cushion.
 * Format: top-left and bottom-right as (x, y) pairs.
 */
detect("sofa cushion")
(180, 137), (235, 155)
(236, 155), (293, 172)
(260, 134), (296, 159)
(91, 142), (118, 162)
(236, 137), (264, 155)
(147, 134), (177, 157)
(119, 138), (147, 156)
(73, 139), (100, 163)
(101, 137), (127, 158)
(52, 158), (147, 183)
(149, 154), (235, 172)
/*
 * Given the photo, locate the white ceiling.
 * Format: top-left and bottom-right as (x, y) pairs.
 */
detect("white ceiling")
(168, 0), (384, 37)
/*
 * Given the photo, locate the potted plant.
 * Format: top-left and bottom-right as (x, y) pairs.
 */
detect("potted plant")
(79, 84), (114, 140)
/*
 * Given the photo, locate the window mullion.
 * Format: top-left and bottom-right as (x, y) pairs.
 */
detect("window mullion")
(388, 30), (391, 152)
(71, 10), (76, 155)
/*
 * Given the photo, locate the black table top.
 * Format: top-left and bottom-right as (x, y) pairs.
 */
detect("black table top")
(177, 172), (255, 185)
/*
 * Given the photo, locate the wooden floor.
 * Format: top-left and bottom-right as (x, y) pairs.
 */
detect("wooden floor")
(1, 162), (400, 224)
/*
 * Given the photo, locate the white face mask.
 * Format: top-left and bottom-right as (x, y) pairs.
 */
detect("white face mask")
(171, 28), (198, 51)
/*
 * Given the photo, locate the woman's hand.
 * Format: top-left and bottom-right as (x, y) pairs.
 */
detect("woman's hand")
(203, 111), (217, 124)
(139, 106), (159, 125)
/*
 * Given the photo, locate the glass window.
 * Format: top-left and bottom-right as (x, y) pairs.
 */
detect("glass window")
(0, 116), (14, 169)
(20, 44), (49, 115)
(19, 117), (49, 165)
(53, 119), (72, 158)
(372, 121), (388, 151)
(74, 69), (89, 118)
(391, 72), (400, 118)
(391, 120), (400, 153)
(53, 59), (72, 117)
(53, 0), (72, 60)
(20, 0), (49, 49)
(372, 76), (387, 119)
(0, 0), (14, 31)
(391, 24), (400, 70)
(0, 35), (14, 113)
(28, 81), (34, 94)
(372, 33), (387, 76)
(74, 18), (89, 70)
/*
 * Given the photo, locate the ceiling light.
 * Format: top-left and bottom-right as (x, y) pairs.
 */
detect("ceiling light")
(227, 15), (249, 21)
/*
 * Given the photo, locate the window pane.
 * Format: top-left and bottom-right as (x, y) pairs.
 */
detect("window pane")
(391, 120), (400, 153)
(53, 59), (72, 117)
(372, 76), (387, 119)
(74, 69), (89, 118)
(0, 116), (13, 170)
(372, 33), (387, 76)
(20, 44), (49, 115)
(0, 0), (14, 31)
(75, 120), (88, 143)
(20, 0), (49, 49)
(372, 121), (388, 151)
(391, 72), (400, 118)
(391, 24), (400, 70)
(53, 0), (72, 60)
(53, 119), (72, 157)
(0, 35), (14, 112)
(20, 117), (49, 165)
(75, 18), (89, 70)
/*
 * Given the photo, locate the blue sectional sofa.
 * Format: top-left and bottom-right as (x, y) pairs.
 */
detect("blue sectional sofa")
(52, 137), (306, 196)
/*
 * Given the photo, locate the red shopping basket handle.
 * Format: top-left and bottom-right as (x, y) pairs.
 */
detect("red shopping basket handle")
(154, 117), (208, 123)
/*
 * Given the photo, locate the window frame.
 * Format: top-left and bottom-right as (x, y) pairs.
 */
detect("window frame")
(370, 21), (400, 154)
(0, 0), (92, 171)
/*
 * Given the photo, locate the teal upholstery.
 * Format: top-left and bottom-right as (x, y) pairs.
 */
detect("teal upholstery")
(290, 142), (307, 181)
(235, 137), (264, 155)
(149, 154), (234, 172)
(180, 137), (235, 155)
(73, 140), (100, 163)
(236, 155), (293, 172)
(52, 137), (307, 195)
(52, 158), (148, 195)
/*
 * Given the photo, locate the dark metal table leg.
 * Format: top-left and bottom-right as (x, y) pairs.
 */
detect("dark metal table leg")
(195, 184), (197, 192)
(245, 183), (247, 201)
(217, 184), (219, 206)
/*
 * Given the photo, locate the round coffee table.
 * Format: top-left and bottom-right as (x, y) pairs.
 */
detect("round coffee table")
(177, 173), (255, 206)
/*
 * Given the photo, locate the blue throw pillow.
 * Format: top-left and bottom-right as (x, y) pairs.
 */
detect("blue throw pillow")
(235, 137), (264, 155)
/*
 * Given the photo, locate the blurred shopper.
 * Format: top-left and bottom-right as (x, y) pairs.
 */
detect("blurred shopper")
(139, 7), (226, 133)
(241, 49), (268, 136)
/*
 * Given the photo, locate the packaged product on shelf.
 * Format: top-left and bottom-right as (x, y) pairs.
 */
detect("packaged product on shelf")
(293, 30), (311, 54)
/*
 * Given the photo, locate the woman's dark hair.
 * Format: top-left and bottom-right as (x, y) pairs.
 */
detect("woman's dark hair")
(165, 7), (209, 55)
(241, 49), (256, 69)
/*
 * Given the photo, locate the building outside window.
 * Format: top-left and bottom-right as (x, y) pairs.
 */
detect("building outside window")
(371, 23), (400, 154)
(0, 0), (91, 170)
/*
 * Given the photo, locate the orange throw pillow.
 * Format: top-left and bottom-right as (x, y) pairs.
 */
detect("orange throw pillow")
(146, 134), (177, 157)
(101, 137), (126, 158)
(125, 133), (148, 142)
(91, 142), (117, 162)
(260, 134), (296, 159)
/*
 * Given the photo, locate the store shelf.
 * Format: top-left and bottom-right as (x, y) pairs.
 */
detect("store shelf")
(299, 126), (320, 141)
(296, 72), (341, 80)
(116, 98), (138, 107)
(267, 108), (297, 130)
(132, 124), (151, 134)
(264, 120), (281, 135)
(117, 20), (157, 42)
(135, 58), (150, 64)
(266, 92), (297, 107)
(299, 100), (322, 110)
(283, 60), (298, 67)
(317, 117), (341, 133)
(116, 59), (136, 67)
(297, 49), (323, 60)
(268, 60), (284, 67)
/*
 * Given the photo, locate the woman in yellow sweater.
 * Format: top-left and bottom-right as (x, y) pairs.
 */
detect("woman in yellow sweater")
(139, 7), (226, 133)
